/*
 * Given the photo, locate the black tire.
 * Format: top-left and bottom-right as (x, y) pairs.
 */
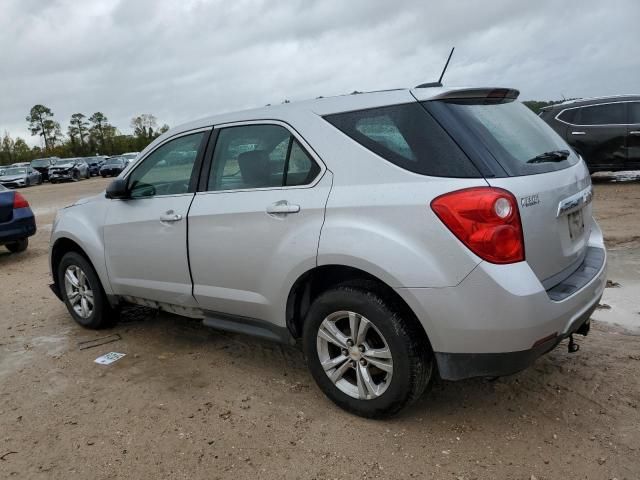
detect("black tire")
(6, 238), (28, 253)
(25, 178), (30, 187)
(50, 179), (57, 184)
(57, 251), (117, 329)
(302, 285), (433, 418)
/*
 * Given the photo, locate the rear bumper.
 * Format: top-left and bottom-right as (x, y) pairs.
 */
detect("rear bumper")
(0, 209), (36, 244)
(396, 220), (607, 380)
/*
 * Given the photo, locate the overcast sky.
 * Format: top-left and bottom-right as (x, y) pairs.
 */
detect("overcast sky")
(2, 0), (639, 146)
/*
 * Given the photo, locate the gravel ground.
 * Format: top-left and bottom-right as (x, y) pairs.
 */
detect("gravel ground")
(0, 176), (639, 480)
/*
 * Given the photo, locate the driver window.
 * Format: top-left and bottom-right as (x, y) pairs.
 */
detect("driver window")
(128, 132), (205, 198)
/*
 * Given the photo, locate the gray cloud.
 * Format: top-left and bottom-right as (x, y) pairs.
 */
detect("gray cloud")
(2, 0), (638, 146)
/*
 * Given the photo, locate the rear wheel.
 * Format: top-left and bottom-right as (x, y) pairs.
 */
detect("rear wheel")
(6, 238), (28, 253)
(303, 285), (433, 418)
(57, 252), (117, 329)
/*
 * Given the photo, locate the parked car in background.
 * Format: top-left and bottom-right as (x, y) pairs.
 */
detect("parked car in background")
(31, 157), (59, 182)
(84, 156), (107, 176)
(540, 95), (640, 173)
(48, 158), (90, 183)
(121, 152), (139, 164)
(0, 184), (36, 253)
(49, 86), (606, 417)
(99, 156), (127, 177)
(0, 166), (42, 188)
(10, 162), (31, 167)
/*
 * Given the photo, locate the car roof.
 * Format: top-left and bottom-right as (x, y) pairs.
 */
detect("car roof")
(544, 94), (640, 111)
(166, 86), (516, 137)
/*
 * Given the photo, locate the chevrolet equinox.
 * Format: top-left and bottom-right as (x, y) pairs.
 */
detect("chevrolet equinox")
(49, 87), (607, 417)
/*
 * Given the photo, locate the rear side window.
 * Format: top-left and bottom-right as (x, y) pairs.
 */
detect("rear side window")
(576, 103), (626, 125)
(628, 102), (640, 124)
(324, 103), (481, 178)
(207, 124), (320, 191)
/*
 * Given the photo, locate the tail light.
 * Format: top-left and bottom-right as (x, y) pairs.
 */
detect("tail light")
(13, 192), (29, 209)
(431, 187), (524, 264)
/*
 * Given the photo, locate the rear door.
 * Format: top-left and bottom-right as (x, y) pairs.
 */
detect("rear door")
(103, 130), (209, 305)
(627, 101), (640, 170)
(567, 102), (627, 170)
(421, 93), (594, 287)
(188, 121), (331, 324)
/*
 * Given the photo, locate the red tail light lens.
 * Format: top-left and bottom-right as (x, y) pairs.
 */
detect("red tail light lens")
(13, 192), (29, 209)
(431, 187), (525, 264)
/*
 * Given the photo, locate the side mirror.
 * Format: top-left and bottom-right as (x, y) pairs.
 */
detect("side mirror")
(105, 178), (129, 199)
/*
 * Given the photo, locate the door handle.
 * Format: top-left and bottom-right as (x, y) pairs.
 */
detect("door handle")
(571, 131), (586, 135)
(160, 210), (183, 223)
(266, 201), (300, 215)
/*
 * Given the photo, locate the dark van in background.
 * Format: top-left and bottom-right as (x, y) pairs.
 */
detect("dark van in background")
(540, 95), (640, 173)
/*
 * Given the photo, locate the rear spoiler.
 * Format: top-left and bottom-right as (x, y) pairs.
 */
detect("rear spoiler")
(426, 88), (520, 102)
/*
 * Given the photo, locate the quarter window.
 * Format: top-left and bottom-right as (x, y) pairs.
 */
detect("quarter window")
(576, 103), (626, 125)
(128, 132), (205, 198)
(557, 108), (578, 124)
(324, 103), (481, 177)
(207, 124), (320, 191)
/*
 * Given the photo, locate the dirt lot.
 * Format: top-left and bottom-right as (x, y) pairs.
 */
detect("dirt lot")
(1, 177), (639, 479)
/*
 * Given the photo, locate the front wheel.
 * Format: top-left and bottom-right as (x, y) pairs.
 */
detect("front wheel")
(57, 252), (117, 329)
(303, 285), (433, 418)
(6, 238), (28, 253)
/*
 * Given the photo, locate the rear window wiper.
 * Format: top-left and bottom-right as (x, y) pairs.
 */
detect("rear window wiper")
(526, 150), (570, 164)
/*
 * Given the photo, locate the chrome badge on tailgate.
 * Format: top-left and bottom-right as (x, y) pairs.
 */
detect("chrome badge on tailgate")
(556, 186), (593, 218)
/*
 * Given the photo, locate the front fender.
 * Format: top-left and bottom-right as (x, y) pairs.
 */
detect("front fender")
(49, 198), (112, 295)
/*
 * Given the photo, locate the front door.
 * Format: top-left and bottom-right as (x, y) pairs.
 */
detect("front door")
(188, 122), (331, 325)
(103, 130), (209, 306)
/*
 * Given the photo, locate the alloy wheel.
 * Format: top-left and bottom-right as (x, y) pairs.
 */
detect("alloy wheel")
(316, 311), (393, 400)
(64, 265), (94, 319)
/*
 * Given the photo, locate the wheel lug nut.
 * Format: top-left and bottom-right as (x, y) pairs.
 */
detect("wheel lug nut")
(358, 345), (365, 352)
(341, 349), (348, 356)
(359, 359), (367, 366)
(346, 339), (354, 347)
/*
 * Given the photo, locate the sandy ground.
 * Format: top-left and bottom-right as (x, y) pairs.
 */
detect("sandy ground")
(1, 176), (639, 480)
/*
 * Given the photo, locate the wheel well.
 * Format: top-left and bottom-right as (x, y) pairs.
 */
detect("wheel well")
(286, 265), (430, 347)
(51, 238), (91, 288)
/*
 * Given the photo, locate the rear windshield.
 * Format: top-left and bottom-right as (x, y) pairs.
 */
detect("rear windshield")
(323, 103), (481, 178)
(428, 100), (579, 176)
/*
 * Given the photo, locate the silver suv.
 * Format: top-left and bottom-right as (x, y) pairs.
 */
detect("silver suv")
(49, 87), (607, 417)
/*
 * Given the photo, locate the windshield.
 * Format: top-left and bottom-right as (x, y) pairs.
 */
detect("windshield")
(31, 159), (50, 167)
(428, 100), (579, 176)
(55, 159), (76, 166)
(3, 168), (27, 175)
(105, 157), (125, 165)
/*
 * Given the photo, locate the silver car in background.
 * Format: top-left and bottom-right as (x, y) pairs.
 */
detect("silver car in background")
(49, 86), (606, 417)
(0, 166), (42, 187)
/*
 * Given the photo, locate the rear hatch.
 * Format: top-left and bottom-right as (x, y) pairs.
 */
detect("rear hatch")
(0, 190), (14, 223)
(415, 88), (592, 288)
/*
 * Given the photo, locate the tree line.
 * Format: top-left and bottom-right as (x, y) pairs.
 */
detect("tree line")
(0, 104), (169, 166)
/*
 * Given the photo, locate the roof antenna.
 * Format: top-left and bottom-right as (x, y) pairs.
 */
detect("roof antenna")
(416, 47), (455, 88)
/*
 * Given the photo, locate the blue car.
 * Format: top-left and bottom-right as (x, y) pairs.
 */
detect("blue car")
(0, 184), (36, 253)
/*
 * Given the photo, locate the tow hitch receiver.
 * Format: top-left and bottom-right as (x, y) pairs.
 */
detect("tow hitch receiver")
(568, 334), (580, 353)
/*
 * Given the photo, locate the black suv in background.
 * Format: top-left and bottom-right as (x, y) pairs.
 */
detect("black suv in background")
(84, 156), (107, 176)
(30, 157), (59, 182)
(540, 95), (640, 173)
